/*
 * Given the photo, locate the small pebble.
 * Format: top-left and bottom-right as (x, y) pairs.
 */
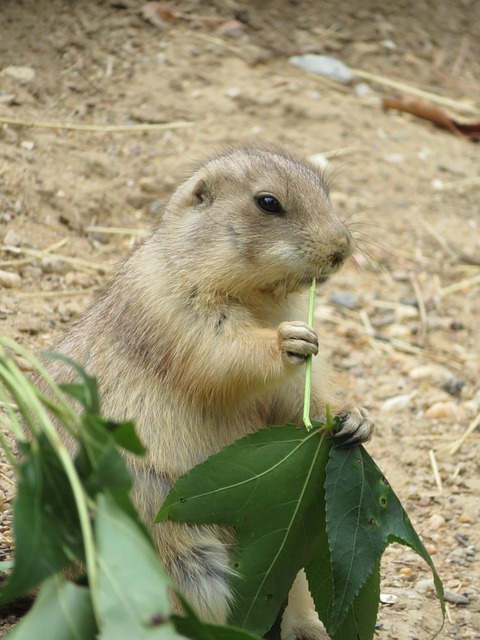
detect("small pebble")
(416, 578), (434, 593)
(0, 93), (16, 105)
(392, 269), (410, 282)
(225, 86), (241, 98)
(0, 269), (22, 288)
(64, 272), (92, 288)
(425, 401), (458, 421)
(17, 318), (43, 335)
(443, 590), (470, 605)
(20, 265), (43, 281)
(380, 593), (398, 604)
(1, 65), (35, 83)
(459, 513), (472, 524)
(217, 19), (247, 37)
(408, 364), (449, 382)
(395, 305), (419, 320)
(418, 494), (432, 507)
(3, 229), (22, 246)
(381, 393), (414, 413)
(386, 323), (411, 339)
(399, 297), (418, 308)
(17, 356), (34, 372)
(41, 256), (68, 275)
(330, 291), (359, 310)
(442, 375), (465, 396)
(428, 513), (446, 530)
(353, 82), (371, 97)
(385, 153), (405, 164)
(289, 54), (354, 84)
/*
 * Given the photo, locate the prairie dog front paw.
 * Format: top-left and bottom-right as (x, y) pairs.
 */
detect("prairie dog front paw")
(333, 405), (374, 447)
(277, 321), (319, 365)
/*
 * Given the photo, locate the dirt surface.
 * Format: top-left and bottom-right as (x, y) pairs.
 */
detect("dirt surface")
(1, 1), (479, 637)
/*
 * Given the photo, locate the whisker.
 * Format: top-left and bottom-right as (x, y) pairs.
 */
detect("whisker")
(349, 254), (362, 276)
(348, 220), (392, 233)
(352, 231), (393, 255)
(354, 246), (388, 276)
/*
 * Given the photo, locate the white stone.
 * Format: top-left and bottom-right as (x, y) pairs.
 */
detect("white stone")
(289, 55), (354, 84)
(381, 393), (415, 412)
(1, 65), (35, 83)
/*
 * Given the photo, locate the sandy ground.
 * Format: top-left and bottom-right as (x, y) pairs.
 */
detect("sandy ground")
(0, 1), (479, 637)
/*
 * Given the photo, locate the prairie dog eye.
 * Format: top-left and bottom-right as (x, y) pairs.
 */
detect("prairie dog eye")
(254, 194), (285, 215)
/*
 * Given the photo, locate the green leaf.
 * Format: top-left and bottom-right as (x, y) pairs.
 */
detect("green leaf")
(0, 437), (83, 603)
(330, 561), (380, 640)
(157, 423), (331, 637)
(45, 352), (100, 414)
(323, 445), (444, 637)
(95, 494), (181, 640)
(172, 601), (262, 639)
(6, 574), (97, 640)
(75, 416), (149, 531)
(107, 420), (146, 455)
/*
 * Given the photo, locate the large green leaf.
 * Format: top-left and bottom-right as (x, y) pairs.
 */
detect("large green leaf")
(6, 574), (96, 640)
(157, 423), (331, 637)
(172, 600), (262, 640)
(322, 445), (444, 637)
(158, 424), (444, 640)
(95, 494), (180, 640)
(326, 561), (380, 640)
(95, 495), (263, 640)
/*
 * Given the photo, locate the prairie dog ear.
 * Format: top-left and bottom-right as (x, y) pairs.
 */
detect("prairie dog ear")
(192, 178), (213, 206)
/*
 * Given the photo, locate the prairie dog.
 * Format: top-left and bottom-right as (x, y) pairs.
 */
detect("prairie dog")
(47, 147), (374, 639)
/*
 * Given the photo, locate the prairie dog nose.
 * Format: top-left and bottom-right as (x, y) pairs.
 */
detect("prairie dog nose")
(330, 225), (354, 268)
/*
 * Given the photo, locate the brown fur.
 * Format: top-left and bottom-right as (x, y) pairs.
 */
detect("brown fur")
(43, 147), (373, 638)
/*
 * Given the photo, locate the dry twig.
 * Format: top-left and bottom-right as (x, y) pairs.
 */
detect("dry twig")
(13, 288), (98, 298)
(429, 449), (443, 494)
(351, 68), (480, 115)
(410, 274), (428, 346)
(419, 219), (457, 260)
(448, 413), (480, 455)
(84, 225), (147, 237)
(2, 245), (111, 274)
(439, 273), (480, 297)
(0, 117), (193, 133)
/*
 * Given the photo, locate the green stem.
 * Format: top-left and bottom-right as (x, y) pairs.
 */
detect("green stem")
(325, 402), (334, 431)
(0, 336), (79, 424)
(303, 277), (316, 431)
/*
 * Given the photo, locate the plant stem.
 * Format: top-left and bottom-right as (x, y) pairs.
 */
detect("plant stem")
(325, 403), (334, 430)
(303, 277), (316, 431)
(0, 337), (79, 424)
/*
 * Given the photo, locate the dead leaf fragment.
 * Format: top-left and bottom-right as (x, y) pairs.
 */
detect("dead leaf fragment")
(141, 2), (178, 28)
(383, 95), (480, 141)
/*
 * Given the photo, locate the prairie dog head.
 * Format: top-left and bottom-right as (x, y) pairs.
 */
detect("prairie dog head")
(159, 147), (353, 297)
